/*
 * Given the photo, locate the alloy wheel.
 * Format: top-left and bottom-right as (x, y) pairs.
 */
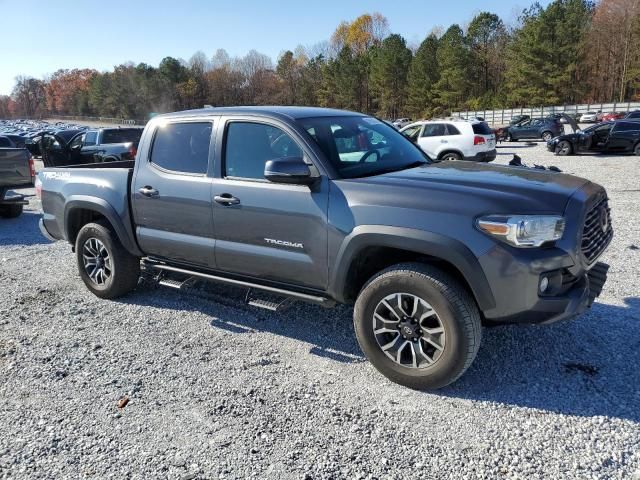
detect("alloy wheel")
(372, 293), (446, 369)
(82, 238), (112, 285)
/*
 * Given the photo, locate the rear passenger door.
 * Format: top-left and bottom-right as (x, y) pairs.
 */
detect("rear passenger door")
(606, 122), (640, 152)
(210, 117), (329, 290)
(416, 123), (447, 158)
(132, 119), (216, 268)
(80, 131), (99, 163)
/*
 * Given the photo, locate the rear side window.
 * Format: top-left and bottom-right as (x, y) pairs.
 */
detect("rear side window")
(224, 122), (302, 180)
(446, 124), (461, 135)
(150, 122), (212, 174)
(614, 122), (640, 132)
(471, 123), (493, 135)
(421, 124), (446, 137)
(0, 137), (11, 147)
(625, 111), (640, 119)
(102, 128), (143, 144)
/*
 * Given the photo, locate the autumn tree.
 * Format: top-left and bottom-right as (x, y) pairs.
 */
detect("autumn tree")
(330, 13), (389, 54)
(583, 0), (640, 102)
(12, 76), (46, 117)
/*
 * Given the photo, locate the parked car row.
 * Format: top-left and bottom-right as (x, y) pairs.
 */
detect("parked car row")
(0, 119), (91, 156)
(0, 119), (144, 167)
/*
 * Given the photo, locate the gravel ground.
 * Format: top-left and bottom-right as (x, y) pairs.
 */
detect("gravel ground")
(1, 143), (639, 479)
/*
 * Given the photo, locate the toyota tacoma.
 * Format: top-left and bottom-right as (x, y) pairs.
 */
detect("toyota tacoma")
(38, 107), (612, 389)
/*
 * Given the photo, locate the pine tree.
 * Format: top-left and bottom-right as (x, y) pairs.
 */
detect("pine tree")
(405, 34), (439, 118)
(369, 34), (413, 119)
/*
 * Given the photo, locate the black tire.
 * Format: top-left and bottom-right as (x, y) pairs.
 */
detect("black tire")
(634, 142), (640, 156)
(556, 140), (573, 156)
(75, 220), (140, 299)
(353, 263), (481, 390)
(541, 131), (553, 141)
(440, 152), (462, 161)
(0, 204), (23, 218)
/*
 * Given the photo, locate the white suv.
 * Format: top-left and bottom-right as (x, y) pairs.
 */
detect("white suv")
(400, 120), (496, 162)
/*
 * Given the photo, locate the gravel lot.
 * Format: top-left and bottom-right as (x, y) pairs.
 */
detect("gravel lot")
(1, 142), (639, 479)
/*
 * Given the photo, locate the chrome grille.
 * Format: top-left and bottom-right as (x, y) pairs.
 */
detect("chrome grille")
(581, 197), (612, 264)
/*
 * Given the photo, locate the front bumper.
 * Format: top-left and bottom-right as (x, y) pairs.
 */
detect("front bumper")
(479, 239), (609, 325)
(466, 149), (496, 162)
(546, 140), (558, 152)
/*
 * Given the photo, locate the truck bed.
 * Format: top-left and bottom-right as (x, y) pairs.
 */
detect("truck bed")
(39, 163), (137, 251)
(0, 148), (33, 189)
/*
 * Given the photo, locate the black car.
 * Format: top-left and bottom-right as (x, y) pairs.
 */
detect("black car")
(41, 127), (142, 167)
(625, 110), (640, 120)
(547, 120), (640, 156)
(504, 117), (564, 142)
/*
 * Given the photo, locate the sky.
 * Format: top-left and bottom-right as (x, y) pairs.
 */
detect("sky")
(0, 0), (551, 95)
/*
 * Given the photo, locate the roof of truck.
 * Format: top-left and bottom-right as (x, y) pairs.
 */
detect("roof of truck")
(157, 106), (365, 121)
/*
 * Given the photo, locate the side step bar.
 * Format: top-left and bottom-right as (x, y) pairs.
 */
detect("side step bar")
(146, 262), (335, 308)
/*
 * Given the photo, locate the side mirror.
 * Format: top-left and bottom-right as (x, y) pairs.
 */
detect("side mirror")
(71, 144), (82, 151)
(264, 156), (316, 185)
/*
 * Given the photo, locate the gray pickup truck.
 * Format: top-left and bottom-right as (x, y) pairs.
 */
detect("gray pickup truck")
(38, 107), (612, 389)
(1, 147), (34, 218)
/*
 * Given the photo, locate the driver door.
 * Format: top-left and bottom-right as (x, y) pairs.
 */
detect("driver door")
(591, 124), (612, 151)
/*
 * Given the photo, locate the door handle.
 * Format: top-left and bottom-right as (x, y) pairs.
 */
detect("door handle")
(214, 194), (240, 206)
(139, 186), (159, 197)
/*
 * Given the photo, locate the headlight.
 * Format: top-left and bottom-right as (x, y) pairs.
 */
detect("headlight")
(477, 215), (565, 247)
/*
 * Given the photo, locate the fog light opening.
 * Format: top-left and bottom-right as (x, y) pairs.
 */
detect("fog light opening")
(539, 276), (550, 294)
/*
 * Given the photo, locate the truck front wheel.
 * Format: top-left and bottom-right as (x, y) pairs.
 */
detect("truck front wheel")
(75, 220), (140, 299)
(353, 263), (481, 390)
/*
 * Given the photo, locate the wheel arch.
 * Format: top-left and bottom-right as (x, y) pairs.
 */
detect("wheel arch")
(329, 226), (495, 311)
(64, 196), (142, 256)
(437, 149), (465, 161)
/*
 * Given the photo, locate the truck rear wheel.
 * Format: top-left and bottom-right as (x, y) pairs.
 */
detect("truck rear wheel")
(353, 263), (481, 390)
(75, 220), (140, 299)
(0, 204), (24, 218)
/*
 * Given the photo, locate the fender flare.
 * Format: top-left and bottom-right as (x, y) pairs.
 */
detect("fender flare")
(64, 196), (142, 256)
(328, 225), (495, 311)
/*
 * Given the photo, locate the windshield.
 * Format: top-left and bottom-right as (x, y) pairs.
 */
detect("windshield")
(300, 116), (429, 179)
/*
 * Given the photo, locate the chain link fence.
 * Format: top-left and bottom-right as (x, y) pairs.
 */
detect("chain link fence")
(453, 102), (640, 126)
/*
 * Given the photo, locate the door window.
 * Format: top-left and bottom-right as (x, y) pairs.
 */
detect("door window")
(445, 124), (461, 135)
(69, 134), (84, 149)
(401, 125), (421, 141)
(613, 122), (640, 132)
(224, 122), (302, 179)
(84, 131), (98, 146)
(150, 122), (212, 174)
(421, 124), (446, 137)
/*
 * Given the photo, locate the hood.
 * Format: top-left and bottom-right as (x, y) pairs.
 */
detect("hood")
(348, 161), (590, 214)
(559, 113), (579, 132)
